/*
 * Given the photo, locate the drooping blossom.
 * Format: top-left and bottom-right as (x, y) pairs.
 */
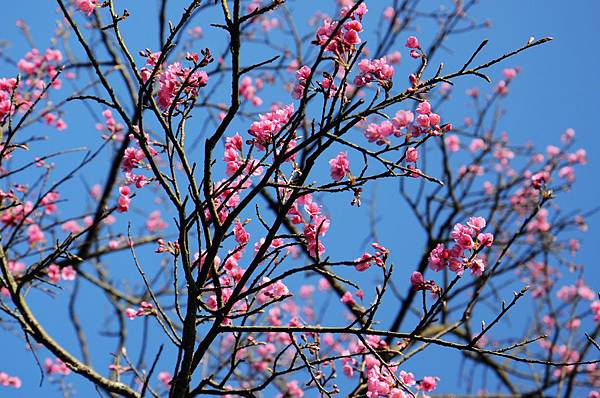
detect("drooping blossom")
(329, 151), (351, 181)
(76, 0), (97, 16)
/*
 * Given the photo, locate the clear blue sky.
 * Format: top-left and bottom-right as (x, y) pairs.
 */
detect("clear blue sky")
(0, 1), (598, 396)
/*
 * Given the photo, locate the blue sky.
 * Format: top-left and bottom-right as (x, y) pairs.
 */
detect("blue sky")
(0, 1), (598, 396)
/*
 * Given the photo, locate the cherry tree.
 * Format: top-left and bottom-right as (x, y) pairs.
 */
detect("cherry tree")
(0, 0), (598, 397)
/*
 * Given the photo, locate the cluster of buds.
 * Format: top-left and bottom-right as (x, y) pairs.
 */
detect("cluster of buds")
(354, 243), (389, 272)
(125, 301), (155, 320)
(155, 239), (180, 255)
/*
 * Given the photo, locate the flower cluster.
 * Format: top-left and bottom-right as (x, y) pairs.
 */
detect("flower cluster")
(287, 193), (330, 257)
(313, 2), (367, 58)
(118, 132), (161, 212)
(140, 50), (210, 111)
(354, 57), (395, 89)
(494, 67), (519, 96)
(256, 277), (291, 304)
(292, 65), (311, 99)
(354, 242), (389, 272)
(248, 103), (295, 150)
(96, 109), (125, 141)
(2, 48), (65, 125)
(361, 335), (438, 397)
(155, 239), (180, 255)
(0, 196), (31, 226)
(27, 224), (45, 245)
(117, 185), (132, 213)
(122, 147), (147, 174)
(246, 0), (281, 31)
(223, 133), (263, 177)
(364, 101), (449, 146)
(428, 217), (493, 276)
(239, 76), (264, 106)
(146, 210), (167, 232)
(405, 35), (423, 59)
(47, 264), (76, 283)
(0, 372), (21, 389)
(0, 78), (18, 121)
(17, 48), (63, 90)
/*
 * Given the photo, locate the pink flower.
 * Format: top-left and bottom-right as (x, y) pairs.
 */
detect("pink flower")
(405, 36), (420, 49)
(410, 271), (424, 288)
(257, 277), (290, 303)
(466, 87), (479, 98)
(546, 145), (560, 156)
(562, 128), (575, 143)
(61, 266), (76, 281)
(428, 243), (448, 272)
(76, 0), (97, 16)
(340, 2), (368, 20)
(445, 135), (460, 152)
(27, 224), (45, 245)
(387, 51), (401, 64)
(343, 363), (354, 378)
(418, 376), (438, 392)
(477, 232), (494, 247)
(495, 80), (509, 95)
(234, 220), (250, 246)
(393, 110), (414, 129)
(55, 119), (67, 131)
(146, 210), (167, 232)
(503, 68), (518, 79)
(285, 380), (304, 398)
(158, 371), (172, 387)
(47, 264), (61, 283)
(354, 253), (375, 272)
(341, 291), (355, 305)
(565, 318), (581, 330)
(405, 147), (418, 163)
(451, 223), (475, 249)
(343, 29), (361, 45)
(125, 308), (138, 320)
(591, 301), (600, 321)
(399, 370), (416, 386)
(469, 138), (486, 152)
(329, 151), (350, 181)
(467, 216), (486, 232)
(416, 101), (431, 115)
(383, 7), (395, 20)
(416, 114), (430, 128)
(542, 315), (555, 328)
(296, 65), (311, 81)
(44, 358), (70, 375)
(470, 258), (486, 276)
(558, 166), (575, 182)
(41, 191), (59, 214)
